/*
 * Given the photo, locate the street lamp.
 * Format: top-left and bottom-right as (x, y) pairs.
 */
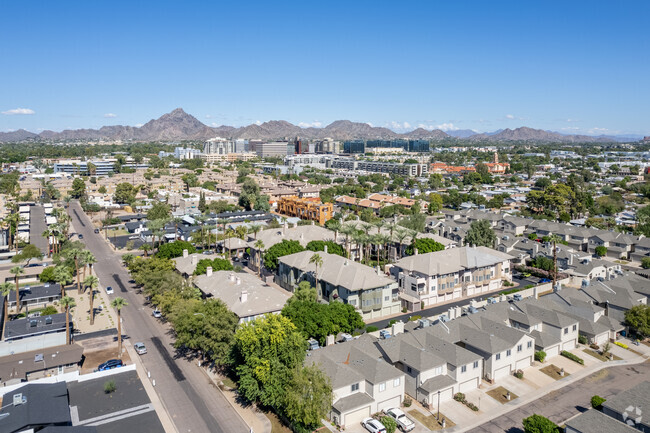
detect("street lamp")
(437, 389), (440, 421)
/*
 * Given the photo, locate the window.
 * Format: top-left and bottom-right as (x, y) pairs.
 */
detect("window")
(461, 365), (467, 373)
(406, 366), (412, 374)
(384, 296), (389, 302)
(527, 341), (532, 349)
(379, 382), (386, 392)
(496, 353), (501, 361)
(506, 349), (512, 357)
(349, 299), (356, 306)
(434, 366), (443, 376)
(351, 383), (359, 392)
(572, 324), (577, 331)
(564, 328), (569, 335)
(517, 344), (523, 352)
(473, 361), (479, 369)
(393, 378), (400, 387)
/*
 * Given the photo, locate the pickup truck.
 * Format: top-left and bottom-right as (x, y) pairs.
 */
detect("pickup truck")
(384, 408), (415, 432)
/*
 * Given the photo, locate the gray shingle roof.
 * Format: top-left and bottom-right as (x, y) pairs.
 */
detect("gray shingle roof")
(394, 246), (513, 276)
(565, 409), (638, 433)
(0, 382), (71, 432)
(332, 392), (374, 413)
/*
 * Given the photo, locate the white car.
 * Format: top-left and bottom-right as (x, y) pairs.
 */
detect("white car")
(105, 286), (114, 295)
(384, 408), (415, 432)
(134, 342), (147, 355)
(362, 417), (386, 433)
(152, 309), (162, 318)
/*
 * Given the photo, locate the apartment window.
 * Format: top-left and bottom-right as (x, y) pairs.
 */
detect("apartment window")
(406, 366), (412, 374)
(351, 383), (359, 392)
(461, 365), (467, 373)
(572, 324), (577, 332)
(527, 341), (532, 349)
(506, 349), (512, 357)
(379, 382), (386, 392)
(496, 353), (501, 361)
(473, 361), (479, 369)
(349, 299), (356, 306)
(434, 366), (443, 376)
(393, 378), (400, 387)
(385, 296), (390, 302)
(564, 328), (569, 335)
(517, 344), (523, 352)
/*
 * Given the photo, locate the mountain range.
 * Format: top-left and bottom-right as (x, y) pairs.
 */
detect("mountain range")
(0, 108), (640, 143)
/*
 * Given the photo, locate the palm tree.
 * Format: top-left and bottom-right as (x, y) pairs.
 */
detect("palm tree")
(84, 275), (99, 325)
(309, 253), (324, 295)
(249, 224), (262, 240)
(79, 250), (96, 281)
(328, 220), (342, 242)
(254, 240), (265, 277)
(9, 266), (24, 313)
(352, 231), (366, 264)
(142, 243), (151, 257)
(53, 265), (73, 298)
(60, 296), (76, 345)
(548, 233), (563, 289)
(395, 228), (411, 259)
(340, 224), (356, 259)
(1, 282), (13, 338)
(373, 220), (385, 234)
(376, 233), (392, 266)
(64, 248), (83, 293)
(172, 217), (184, 242)
(42, 227), (54, 257)
(111, 297), (128, 358)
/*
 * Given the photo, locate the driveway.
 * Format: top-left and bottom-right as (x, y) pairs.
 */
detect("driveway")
(68, 201), (248, 433)
(29, 204), (49, 254)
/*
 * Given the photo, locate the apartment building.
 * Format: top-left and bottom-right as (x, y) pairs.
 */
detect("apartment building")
(276, 196), (333, 225)
(391, 246), (513, 310)
(326, 158), (428, 177)
(277, 251), (401, 321)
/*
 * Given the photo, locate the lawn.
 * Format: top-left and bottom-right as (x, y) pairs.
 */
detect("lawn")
(486, 386), (518, 404)
(540, 364), (570, 380)
(265, 412), (292, 433)
(220, 377), (237, 389)
(407, 409), (455, 430)
(582, 349), (621, 362)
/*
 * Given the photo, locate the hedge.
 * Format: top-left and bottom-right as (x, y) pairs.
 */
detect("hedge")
(615, 341), (628, 349)
(591, 395), (606, 409)
(561, 350), (584, 365)
(535, 351), (546, 363)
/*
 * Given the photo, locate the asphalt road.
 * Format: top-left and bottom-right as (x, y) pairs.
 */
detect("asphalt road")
(471, 360), (650, 433)
(69, 201), (248, 433)
(29, 204), (49, 255)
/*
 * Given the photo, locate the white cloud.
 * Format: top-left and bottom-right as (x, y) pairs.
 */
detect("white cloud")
(205, 114), (212, 119)
(566, 118), (578, 123)
(561, 127), (581, 131)
(436, 123), (459, 131)
(135, 123), (143, 127)
(2, 108), (35, 115)
(254, 120), (262, 126)
(298, 121), (323, 128)
(211, 122), (218, 127)
(104, 113), (117, 118)
(505, 114), (515, 120)
(388, 121), (412, 131)
(366, 122), (374, 127)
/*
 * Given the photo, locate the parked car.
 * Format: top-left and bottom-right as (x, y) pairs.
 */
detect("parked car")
(134, 342), (147, 355)
(97, 359), (123, 371)
(379, 329), (392, 339)
(384, 408), (415, 432)
(540, 278), (551, 283)
(152, 309), (162, 318)
(105, 286), (114, 295)
(78, 234), (84, 239)
(362, 418), (386, 433)
(94, 228), (100, 234)
(521, 272), (532, 278)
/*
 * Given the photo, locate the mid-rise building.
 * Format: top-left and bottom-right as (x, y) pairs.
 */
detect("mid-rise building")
(256, 141), (291, 158)
(277, 196), (333, 225)
(203, 137), (235, 155)
(326, 158), (428, 176)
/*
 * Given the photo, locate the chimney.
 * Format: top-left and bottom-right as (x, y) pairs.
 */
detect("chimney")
(569, 254), (573, 266)
(391, 321), (405, 336)
(414, 248), (418, 256)
(183, 249), (188, 258)
(229, 273), (235, 282)
(324, 245), (328, 254)
(241, 290), (248, 303)
(236, 277), (241, 285)
(191, 254), (197, 265)
(206, 266), (213, 277)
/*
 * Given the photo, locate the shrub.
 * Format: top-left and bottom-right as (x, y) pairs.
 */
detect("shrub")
(578, 334), (588, 345)
(408, 315), (421, 322)
(591, 395), (606, 409)
(642, 257), (650, 269)
(595, 246), (607, 257)
(365, 325), (379, 333)
(156, 241), (196, 259)
(514, 369), (524, 379)
(535, 351), (546, 363)
(39, 266), (57, 283)
(40, 306), (58, 316)
(380, 415), (397, 433)
(467, 402), (479, 411)
(561, 350), (584, 365)
(523, 414), (559, 433)
(388, 319), (397, 328)
(103, 380), (116, 394)
(614, 341), (628, 349)
(590, 343), (600, 350)
(403, 396), (412, 407)
(454, 392), (466, 403)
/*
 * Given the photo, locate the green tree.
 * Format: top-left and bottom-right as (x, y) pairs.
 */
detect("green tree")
(113, 183), (137, 204)
(53, 265), (73, 298)
(229, 314), (307, 408)
(12, 243), (43, 265)
(84, 275), (99, 325)
(282, 300), (364, 345)
(238, 178), (262, 211)
(60, 296), (76, 345)
(625, 304), (650, 337)
(464, 220), (496, 248)
(98, 185), (107, 194)
(157, 241), (196, 259)
(522, 414), (559, 433)
(147, 201), (171, 221)
(9, 266), (24, 313)
(547, 233), (563, 288)
(193, 258), (233, 275)
(111, 297), (128, 357)
(70, 177), (86, 199)
(309, 253), (323, 294)
(254, 240), (265, 277)
(283, 365), (333, 429)
(642, 257), (650, 269)
(63, 247), (84, 293)
(595, 246), (607, 257)
(181, 173), (199, 191)
(591, 395), (606, 409)
(305, 240), (345, 257)
(405, 238), (445, 255)
(1, 282), (13, 338)
(380, 416), (398, 433)
(264, 240), (306, 271)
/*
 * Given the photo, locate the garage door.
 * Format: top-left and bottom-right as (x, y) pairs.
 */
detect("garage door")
(595, 333), (609, 346)
(545, 345), (560, 358)
(439, 387), (454, 402)
(459, 378), (479, 393)
(344, 406), (370, 427)
(562, 340), (576, 351)
(377, 396), (401, 412)
(515, 357), (531, 371)
(494, 365), (511, 379)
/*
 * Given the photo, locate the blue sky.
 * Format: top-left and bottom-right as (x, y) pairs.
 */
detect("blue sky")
(1, 1), (648, 135)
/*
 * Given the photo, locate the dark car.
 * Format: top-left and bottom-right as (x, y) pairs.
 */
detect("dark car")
(94, 228), (100, 234)
(97, 359), (123, 371)
(78, 234), (84, 239)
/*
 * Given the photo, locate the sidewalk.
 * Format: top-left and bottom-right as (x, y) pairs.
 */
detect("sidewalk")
(446, 352), (650, 432)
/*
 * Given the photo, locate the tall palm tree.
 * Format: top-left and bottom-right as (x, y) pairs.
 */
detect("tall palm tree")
(60, 296), (76, 345)
(340, 224), (356, 259)
(1, 282), (13, 339)
(395, 228), (411, 259)
(111, 297), (128, 358)
(142, 243), (151, 257)
(309, 253), (324, 296)
(249, 224), (262, 240)
(548, 233), (563, 289)
(84, 275), (99, 325)
(79, 250), (95, 282)
(42, 227), (54, 258)
(376, 233), (392, 266)
(373, 220), (385, 234)
(53, 265), (73, 298)
(64, 248), (83, 293)
(352, 231), (366, 264)
(328, 220), (342, 242)
(9, 266), (24, 313)
(172, 217), (184, 242)
(254, 240), (265, 277)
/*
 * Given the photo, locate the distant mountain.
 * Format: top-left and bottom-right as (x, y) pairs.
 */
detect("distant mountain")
(466, 127), (617, 143)
(445, 129), (478, 138)
(0, 109), (637, 143)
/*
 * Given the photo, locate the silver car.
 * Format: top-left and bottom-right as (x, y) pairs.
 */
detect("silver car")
(134, 342), (147, 355)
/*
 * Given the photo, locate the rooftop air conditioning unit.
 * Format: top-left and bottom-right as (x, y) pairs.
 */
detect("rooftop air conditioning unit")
(45, 316), (53, 325)
(419, 318), (431, 328)
(29, 320), (37, 328)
